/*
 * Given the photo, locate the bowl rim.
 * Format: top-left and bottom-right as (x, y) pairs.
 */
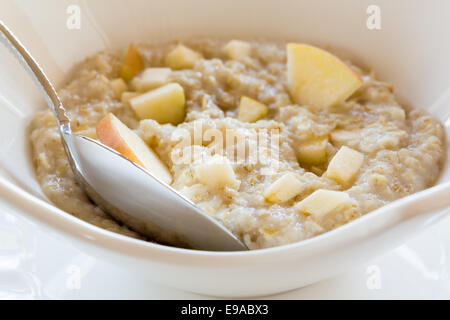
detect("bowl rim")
(1, 173), (449, 265)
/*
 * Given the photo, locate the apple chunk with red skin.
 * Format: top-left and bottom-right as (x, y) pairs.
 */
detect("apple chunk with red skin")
(287, 43), (363, 109)
(96, 113), (172, 184)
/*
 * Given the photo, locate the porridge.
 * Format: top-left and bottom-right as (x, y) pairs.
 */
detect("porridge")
(30, 39), (446, 249)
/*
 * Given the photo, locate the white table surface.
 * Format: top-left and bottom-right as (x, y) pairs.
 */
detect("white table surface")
(0, 205), (449, 300)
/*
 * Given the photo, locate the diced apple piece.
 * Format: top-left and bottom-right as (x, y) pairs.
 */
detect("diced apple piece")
(330, 129), (361, 145)
(296, 189), (351, 218)
(118, 44), (144, 82)
(263, 173), (303, 203)
(165, 45), (202, 70)
(131, 68), (171, 92)
(195, 155), (240, 189)
(110, 78), (128, 99)
(96, 113), (172, 184)
(237, 96), (268, 122)
(223, 40), (252, 60)
(129, 83), (186, 125)
(325, 146), (364, 184)
(287, 43), (363, 109)
(296, 138), (328, 165)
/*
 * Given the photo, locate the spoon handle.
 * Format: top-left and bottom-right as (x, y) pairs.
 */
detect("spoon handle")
(0, 20), (70, 129)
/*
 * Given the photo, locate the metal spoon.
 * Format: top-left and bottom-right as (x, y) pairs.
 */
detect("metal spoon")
(0, 21), (247, 251)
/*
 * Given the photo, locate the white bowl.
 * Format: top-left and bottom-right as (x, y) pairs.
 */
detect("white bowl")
(0, 0), (449, 297)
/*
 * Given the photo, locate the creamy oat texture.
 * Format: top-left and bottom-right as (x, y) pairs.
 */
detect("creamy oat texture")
(30, 39), (446, 249)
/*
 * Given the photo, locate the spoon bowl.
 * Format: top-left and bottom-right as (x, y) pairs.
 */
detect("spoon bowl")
(0, 20), (247, 251)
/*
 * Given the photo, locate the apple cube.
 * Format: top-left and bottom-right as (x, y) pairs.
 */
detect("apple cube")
(296, 189), (351, 218)
(325, 146), (364, 184)
(110, 78), (128, 99)
(296, 138), (328, 165)
(263, 173), (303, 203)
(131, 68), (171, 92)
(129, 83), (186, 125)
(195, 155), (240, 189)
(330, 129), (361, 145)
(118, 44), (144, 82)
(165, 45), (202, 70)
(238, 96), (268, 122)
(96, 113), (172, 184)
(223, 40), (252, 60)
(287, 43), (362, 108)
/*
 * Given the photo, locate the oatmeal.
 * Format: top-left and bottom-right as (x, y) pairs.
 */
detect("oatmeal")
(29, 39), (446, 249)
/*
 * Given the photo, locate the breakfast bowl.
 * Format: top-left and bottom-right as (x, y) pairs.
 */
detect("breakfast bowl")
(0, 0), (449, 297)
